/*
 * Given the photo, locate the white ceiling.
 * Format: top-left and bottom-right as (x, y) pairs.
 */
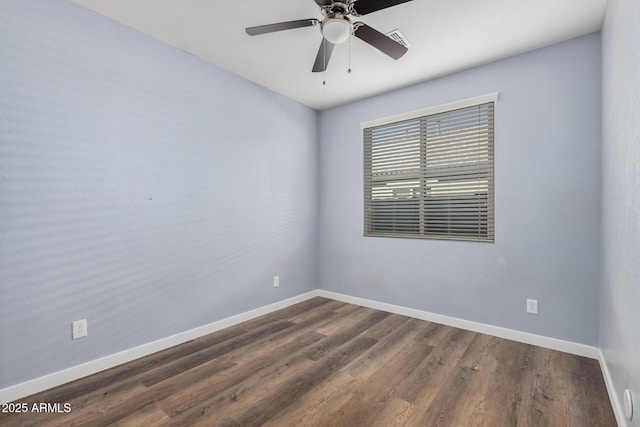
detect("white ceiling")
(70, 0), (606, 110)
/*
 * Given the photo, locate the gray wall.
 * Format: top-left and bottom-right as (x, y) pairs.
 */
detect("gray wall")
(601, 0), (640, 424)
(0, 1), (318, 387)
(318, 33), (602, 345)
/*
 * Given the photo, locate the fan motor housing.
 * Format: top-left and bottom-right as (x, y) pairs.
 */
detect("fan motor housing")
(326, 2), (351, 15)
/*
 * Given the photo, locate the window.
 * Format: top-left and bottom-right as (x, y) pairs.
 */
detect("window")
(363, 94), (496, 242)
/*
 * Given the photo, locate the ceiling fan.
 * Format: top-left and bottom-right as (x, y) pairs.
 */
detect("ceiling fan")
(245, 0), (412, 73)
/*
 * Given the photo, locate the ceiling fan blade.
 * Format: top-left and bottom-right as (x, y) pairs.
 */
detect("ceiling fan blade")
(353, 23), (408, 59)
(246, 19), (318, 36)
(352, 0), (412, 15)
(312, 38), (335, 72)
(313, 0), (333, 6)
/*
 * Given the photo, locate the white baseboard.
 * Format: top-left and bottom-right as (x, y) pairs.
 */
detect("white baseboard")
(1, 288), (602, 405)
(0, 290), (321, 405)
(599, 349), (629, 427)
(317, 290), (600, 359)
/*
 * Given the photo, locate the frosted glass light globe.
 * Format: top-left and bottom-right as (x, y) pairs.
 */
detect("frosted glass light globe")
(322, 18), (351, 44)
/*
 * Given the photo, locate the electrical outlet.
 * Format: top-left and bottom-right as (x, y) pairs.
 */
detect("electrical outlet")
(273, 276), (280, 288)
(72, 319), (88, 339)
(526, 299), (538, 315)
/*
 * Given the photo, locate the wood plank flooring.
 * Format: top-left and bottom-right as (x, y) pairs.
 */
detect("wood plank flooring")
(1, 297), (616, 426)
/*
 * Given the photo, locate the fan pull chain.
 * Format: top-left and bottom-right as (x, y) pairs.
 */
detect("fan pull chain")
(348, 32), (352, 74)
(323, 38), (327, 85)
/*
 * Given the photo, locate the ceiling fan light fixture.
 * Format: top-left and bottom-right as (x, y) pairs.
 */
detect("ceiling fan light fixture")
(322, 18), (351, 44)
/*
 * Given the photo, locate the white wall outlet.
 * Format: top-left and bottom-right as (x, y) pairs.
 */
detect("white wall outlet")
(72, 319), (88, 339)
(526, 299), (538, 314)
(273, 276), (280, 288)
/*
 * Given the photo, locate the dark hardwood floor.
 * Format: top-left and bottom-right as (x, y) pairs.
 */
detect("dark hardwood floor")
(1, 297), (616, 426)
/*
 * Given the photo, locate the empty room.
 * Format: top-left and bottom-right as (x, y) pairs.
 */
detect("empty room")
(0, 0), (638, 426)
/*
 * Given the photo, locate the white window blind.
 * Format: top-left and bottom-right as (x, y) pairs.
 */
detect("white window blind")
(363, 98), (494, 242)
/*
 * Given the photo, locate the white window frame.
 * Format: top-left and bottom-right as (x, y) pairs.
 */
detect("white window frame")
(362, 93), (498, 242)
